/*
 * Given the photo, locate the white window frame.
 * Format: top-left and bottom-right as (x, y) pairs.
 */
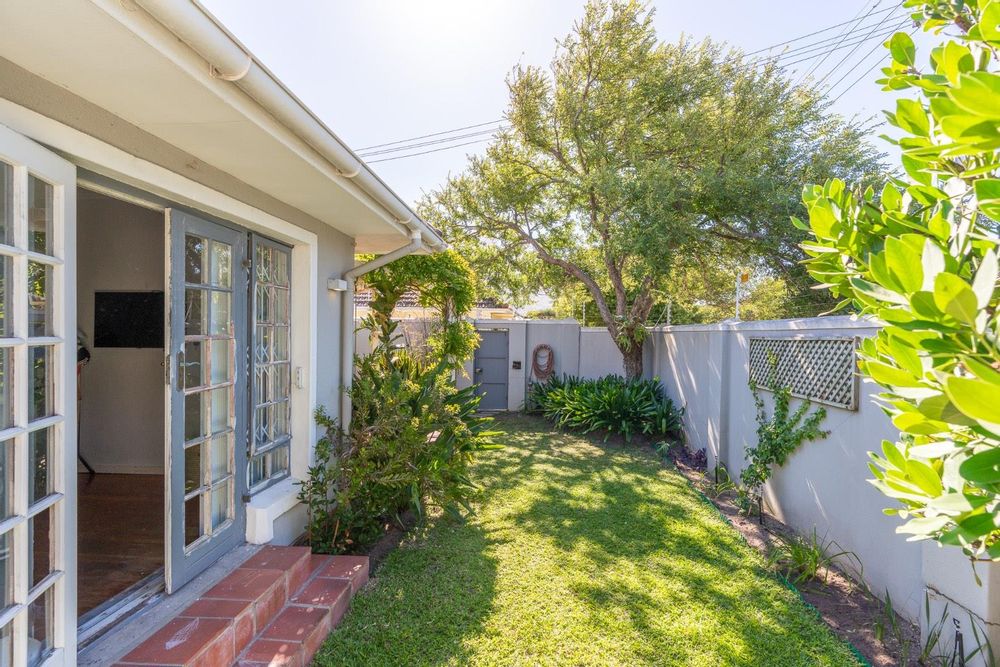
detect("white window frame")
(0, 121), (75, 667)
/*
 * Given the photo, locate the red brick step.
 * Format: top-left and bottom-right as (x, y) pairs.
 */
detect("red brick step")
(115, 546), (368, 667)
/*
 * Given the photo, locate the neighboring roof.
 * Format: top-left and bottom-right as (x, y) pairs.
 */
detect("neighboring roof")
(0, 0), (443, 253)
(354, 289), (510, 310)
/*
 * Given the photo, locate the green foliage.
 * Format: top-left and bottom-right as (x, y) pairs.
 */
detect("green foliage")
(766, 529), (859, 585)
(740, 377), (828, 509)
(799, 1), (1000, 559)
(528, 374), (682, 442)
(315, 416), (860, 665)
(360, 249), (479, 370)
(421, 0), (885, 373)
(300, 320), (499, 554)
(702, 465), (738, 499)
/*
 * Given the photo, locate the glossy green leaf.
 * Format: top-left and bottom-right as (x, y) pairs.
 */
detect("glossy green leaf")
(933, 274), (979, 323)
(889, 32), (917, 67)
(946, 376), (1000, 423)
(959, 447), (1000, 484)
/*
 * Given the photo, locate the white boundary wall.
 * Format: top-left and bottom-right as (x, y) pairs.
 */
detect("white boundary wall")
(648, 317), (1000, 656)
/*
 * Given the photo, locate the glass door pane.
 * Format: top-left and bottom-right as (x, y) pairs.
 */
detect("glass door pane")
(0, 122), (76, 664)
(166, 210), (246, 594)
(248, 237), (292, 493)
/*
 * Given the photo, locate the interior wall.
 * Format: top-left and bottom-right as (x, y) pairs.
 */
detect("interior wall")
(77, 190), (165, 473)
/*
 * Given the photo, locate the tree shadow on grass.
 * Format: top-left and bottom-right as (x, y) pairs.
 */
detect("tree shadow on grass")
(499, 415), (855, 665)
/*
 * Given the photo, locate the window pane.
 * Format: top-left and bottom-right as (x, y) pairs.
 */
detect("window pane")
(274, 288), (289, 325)
(27, 586), (53, 666)
(208, 291), (231, 336)
(184, 289), (206, 336)
(0, 440), (12, 521)
(209, 435), (229, 483)
(0, 161), (12, 246)
(274, 250), (289, 287)
(248, 454), (265, 488)
(29, 506), (52, 590)
(184, 235), (206, 285)
(29, 429), (51, 506)
(0, 531), (12, 610)
(184, 392), (205, 443)
(0, 348), (11, 431)
(274, 327), (289, 362)
(27, 262), (53, 338)
(209, 240), (231, 288)
(27, 175), (53, 256)
(209, 387), (230, 435)
(184, 495), (202, 546)
(28, 346), (53, 422)
(183, 340), (205, 390)
(211, 480), (230, 530)
(184, 443), (202, 494)
(0, 255), (11, 337)
(209, 339), (231, 386)
(270, 446), (289, 478)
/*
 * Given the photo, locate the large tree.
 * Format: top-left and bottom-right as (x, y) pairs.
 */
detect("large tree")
(421, 0), (885, 377)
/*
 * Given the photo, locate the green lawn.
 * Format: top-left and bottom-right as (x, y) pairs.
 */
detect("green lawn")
(315, 415), (858, 666)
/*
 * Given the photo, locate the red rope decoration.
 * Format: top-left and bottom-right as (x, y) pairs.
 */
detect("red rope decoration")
(531, 344), (555, 381)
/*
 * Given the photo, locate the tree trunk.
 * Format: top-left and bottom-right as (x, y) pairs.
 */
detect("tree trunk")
(621, 344), (643, 380)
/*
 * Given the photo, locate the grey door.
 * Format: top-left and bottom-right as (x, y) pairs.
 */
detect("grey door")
(165, 209), (248, 593)
(473, 329), (509, 411)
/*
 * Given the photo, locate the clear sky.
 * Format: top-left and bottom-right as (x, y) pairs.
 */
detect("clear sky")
(200, 0), (923, 207)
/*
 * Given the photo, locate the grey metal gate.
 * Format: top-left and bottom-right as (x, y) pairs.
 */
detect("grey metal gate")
(473, 329), (509, 411)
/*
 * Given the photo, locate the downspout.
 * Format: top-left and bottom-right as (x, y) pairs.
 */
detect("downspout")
(131, 0), (444, 250)
(339, 229), (424, 429)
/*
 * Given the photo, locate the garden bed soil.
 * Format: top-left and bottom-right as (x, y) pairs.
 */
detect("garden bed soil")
(357, 510), (420, 573)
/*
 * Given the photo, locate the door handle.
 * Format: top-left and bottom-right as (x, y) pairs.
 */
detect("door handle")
(475, 368), (483, 373)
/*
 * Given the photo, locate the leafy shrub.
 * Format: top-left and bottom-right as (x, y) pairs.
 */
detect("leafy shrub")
(799, 1), (1000, 559)
(740, 377), (829, 510)
(766, 529), (859, 585)
(528, 374), (682, 442)
(300, 319), (498, 554)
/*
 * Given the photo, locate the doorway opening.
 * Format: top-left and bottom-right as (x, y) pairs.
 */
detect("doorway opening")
(74, 187), (166, 624)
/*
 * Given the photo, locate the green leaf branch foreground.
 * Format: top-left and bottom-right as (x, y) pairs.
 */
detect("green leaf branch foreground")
(800, 1), (1000, 559)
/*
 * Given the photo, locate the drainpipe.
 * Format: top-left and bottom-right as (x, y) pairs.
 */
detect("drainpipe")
(130, 0), (444, 251)
(339, 229), (424, 428)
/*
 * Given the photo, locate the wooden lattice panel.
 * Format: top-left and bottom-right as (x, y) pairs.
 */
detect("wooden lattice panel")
(748, 337), (859, 410)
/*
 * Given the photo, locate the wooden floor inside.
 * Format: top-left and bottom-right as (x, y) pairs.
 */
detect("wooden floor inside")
(77, 473), (164, 616)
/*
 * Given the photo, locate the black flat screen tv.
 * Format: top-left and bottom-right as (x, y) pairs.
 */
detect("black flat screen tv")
(93, 291), (165, 348)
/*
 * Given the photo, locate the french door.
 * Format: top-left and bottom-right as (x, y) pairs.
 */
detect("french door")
(165, 210), (247, 593)
(0, 123), (75, 664)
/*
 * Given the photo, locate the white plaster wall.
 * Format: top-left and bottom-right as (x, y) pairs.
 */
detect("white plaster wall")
(650, 317), (925, 622)
(579, 328), (624, 378)
(77, 191), (165, 473)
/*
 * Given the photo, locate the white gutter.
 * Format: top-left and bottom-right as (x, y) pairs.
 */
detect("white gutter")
(131, 0), (445, 251)
(339, 230), (425, 428)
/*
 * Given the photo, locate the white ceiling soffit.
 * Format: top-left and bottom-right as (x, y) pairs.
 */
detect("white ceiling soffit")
(0, 0), (441, 254)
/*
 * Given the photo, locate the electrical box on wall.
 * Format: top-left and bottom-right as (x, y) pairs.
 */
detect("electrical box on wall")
(512, 360), (521, 370)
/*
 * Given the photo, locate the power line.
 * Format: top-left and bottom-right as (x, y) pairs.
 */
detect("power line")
(354, 119), (503, 152)
(357, 125), (509, 157)
(366, 138), (493, 164)
(743, 4), (894, 57)
(830, 26), (920, 103)
(814, 5), (904, 88)
(795, 0), (882, 85)
(758, 21), (907, 70)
